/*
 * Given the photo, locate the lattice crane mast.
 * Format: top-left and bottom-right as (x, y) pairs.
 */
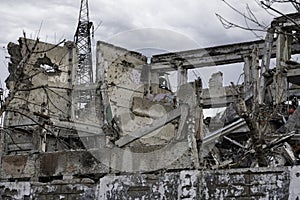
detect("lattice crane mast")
(74, 0), (93, 85)
(73, 0), (94, 119)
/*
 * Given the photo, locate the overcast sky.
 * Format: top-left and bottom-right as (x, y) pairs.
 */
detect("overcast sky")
(0, 0), (296, 90)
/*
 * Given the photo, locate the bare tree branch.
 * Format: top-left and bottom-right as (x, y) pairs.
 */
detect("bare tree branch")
(216, 13), (267, 32)
(261, 1), (300, 29)
(221, 0), (268, 29)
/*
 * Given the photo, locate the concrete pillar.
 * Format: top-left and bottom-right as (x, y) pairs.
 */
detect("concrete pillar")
(177, 64), (187, 90)
(259, 28), (274, 105)
(251, 46), (259, 111)
(243, 56), (252, 93)
(274, 29), (290, 105)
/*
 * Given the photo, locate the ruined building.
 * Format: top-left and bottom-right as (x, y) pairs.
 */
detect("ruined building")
(1, 10), (300, 200)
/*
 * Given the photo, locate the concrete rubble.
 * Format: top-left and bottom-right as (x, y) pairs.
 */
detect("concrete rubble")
(0, 13), (300, 199)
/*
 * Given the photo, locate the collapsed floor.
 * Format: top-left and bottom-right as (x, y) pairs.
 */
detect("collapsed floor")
(1, 13), (300, 199)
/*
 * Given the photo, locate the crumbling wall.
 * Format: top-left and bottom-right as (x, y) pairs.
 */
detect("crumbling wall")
(97, 41), (177, 145)
(96, 41), (200, 172)
(5, 38), (75, 123)
(3, 38), (78, 153)
(97, 41), (148, 136)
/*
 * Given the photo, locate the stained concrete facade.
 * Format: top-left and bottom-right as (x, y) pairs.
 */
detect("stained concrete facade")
(0, 166), (299, 199)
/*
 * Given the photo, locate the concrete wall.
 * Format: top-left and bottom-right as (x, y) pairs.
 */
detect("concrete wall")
(3, 38), (78, 154)
(5, 38), (76, 127)
(0, 151), (108, 180)
(96, 41), (200, 172)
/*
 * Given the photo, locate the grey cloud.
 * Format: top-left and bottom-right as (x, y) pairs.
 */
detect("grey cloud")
(106, 28), (200, 52)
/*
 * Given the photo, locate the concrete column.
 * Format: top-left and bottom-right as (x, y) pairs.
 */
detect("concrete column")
(274, 29), (290, 105)
(177, 64), (187, 90)
(243, 56), (252, 93)
(259, 28), (274, 105)
(251, 46), (259, 111)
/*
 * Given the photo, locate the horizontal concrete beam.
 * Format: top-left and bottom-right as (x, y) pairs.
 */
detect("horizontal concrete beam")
(201, 86), (239, 108)
(287, 68), (300, 85)
(151, 40), (300, 72)
(202, 95), (237, 109)
(51, 119), (104, 136)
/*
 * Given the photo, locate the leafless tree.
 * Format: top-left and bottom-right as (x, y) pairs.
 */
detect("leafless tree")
(216, 0), (300, 39)
(214, 0), (300, 167)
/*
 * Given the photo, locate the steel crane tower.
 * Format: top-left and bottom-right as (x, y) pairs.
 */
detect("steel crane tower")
(73, 0), (94, 119)
(74, 0), (93, 85)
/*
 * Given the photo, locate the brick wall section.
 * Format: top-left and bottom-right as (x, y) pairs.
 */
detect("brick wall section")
(0, 181), (96, 200)
(0, 166), (299, 199)
(201, 167), (291, 199)
(31, 182), (96, 200)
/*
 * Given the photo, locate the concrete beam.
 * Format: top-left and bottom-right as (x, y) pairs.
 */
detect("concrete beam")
(51, 119), (104, 136)
(201, 86), (240, 108)
(288, 68), (300, 85)
(151, 40), (300, 72)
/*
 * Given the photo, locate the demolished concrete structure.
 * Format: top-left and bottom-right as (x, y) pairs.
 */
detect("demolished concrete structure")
(1, 13), (300, 199)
